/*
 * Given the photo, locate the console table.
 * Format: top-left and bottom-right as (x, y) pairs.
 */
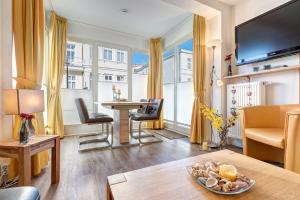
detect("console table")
(0, 135), (60, 186)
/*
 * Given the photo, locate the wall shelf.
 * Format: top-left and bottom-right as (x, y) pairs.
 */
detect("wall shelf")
(224, 65), (300, 80)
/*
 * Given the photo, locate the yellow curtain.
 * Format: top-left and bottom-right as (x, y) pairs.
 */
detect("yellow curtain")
(47, 12), (67, 137)
(147, 38), (164, 129)
(12, 0), (49, 177)
(190, 15), (206, 143)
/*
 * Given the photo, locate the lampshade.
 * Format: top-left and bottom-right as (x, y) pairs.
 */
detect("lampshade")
(4, 89), (45, 115)
(206, 39), (222, 48)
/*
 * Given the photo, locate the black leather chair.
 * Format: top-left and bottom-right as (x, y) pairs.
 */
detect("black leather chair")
(129, 98), (163, 144)
(75, 98), (113, 151)
(0, 186), (40, 200)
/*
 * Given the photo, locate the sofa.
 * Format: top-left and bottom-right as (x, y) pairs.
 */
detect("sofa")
(239, 104), (300, 173)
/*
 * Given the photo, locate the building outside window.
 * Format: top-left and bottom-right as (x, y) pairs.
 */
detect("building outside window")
(104, 48), (113, 61)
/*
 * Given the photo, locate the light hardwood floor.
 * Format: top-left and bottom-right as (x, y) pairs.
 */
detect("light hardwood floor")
(32, 135), (241, 200)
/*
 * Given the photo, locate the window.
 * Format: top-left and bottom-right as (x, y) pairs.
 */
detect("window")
(98, 45), (129, 116)
(132, 52), (149, 101)
(104, 48), (113, 61)
(61, 41), (93, 125)
(104, 74), (113, 81)
(117, 51), (125, 63)
(67, 75), (76, 89)
(163, 49), (175, 121)
(177, 39), (193, 125)
(117, 75), (125, 82)
(62, 41), (93, 90)
(66, 43), (75, 64)
(163, 39), (193, 128)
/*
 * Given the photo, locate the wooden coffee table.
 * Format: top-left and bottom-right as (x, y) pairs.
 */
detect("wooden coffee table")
(107, 150), (300, 200)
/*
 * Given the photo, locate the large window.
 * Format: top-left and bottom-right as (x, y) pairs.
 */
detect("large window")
(61, 40), (93, 125)
(98, 46), (129, 116)
(132, 52), (149, 101)
(163, 39), (193, 128)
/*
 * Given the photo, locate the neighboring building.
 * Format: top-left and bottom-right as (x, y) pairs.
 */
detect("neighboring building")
(62, 41), (92, 89)
(98, 46), (128, 83)
(163, 49), (192, 84)
(132, 64), (148, 75)
(179, 49), (193, 82)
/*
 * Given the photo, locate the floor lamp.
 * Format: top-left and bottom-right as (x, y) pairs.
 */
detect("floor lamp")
(206, 39), (223, 148)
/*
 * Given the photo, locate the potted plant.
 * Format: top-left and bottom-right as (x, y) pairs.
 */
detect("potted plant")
(200, 104), (238, 149)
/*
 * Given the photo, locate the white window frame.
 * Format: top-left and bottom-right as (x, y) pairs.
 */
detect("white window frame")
(117, 51), (125, 63)
(103, 48), (113, 61)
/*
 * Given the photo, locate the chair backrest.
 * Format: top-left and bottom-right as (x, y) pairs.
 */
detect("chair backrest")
(137, 99), (150, 113)
(75, 98), (90, 124)
(147, 98), (164, 120)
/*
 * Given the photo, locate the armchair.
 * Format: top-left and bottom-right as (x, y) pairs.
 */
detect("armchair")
(239, 104), (300, 173)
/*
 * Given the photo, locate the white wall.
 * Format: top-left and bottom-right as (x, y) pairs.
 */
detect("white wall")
(233, 0), (299, 104)
(0, 0), (12, 139)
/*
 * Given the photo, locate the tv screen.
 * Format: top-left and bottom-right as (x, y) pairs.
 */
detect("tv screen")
(235, 0), (300, 65)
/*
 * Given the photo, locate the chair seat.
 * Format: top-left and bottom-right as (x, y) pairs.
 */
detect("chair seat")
(0, 186), (40, 200)
(130, 113), (158, 121)
(86, 116), (113, 124)
(245, 128), (284, 149)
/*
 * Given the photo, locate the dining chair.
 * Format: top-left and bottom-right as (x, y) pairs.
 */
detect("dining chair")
(75, 98), (114, 151)
(129, 98), (163, 145)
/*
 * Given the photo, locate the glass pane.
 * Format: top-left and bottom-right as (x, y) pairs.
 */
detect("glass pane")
(176, 39), (193, 125)
(163, 49), (175, 121)
(98, 46), (128, 116)
(132, 52), (149, 102)
(61, 41), (93, 125)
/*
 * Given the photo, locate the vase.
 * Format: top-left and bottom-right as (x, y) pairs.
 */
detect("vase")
(218, 129), (229, 149)
(19, 120), (29, 144)
(227, 64), (232, 76)
(27, 119), (35, 137)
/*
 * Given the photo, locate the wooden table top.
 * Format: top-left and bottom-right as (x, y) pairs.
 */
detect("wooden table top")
(0, 135), (59, 148)
(107, 150), (300, 200)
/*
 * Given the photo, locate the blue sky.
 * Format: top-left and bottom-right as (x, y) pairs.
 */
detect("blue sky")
(132, 39), (193, 64)
(132, 52), (149, 65)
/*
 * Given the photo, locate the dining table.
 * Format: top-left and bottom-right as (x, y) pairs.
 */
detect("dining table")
(100, 101), (155, 148)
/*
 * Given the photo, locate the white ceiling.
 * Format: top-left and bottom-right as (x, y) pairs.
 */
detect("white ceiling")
(46, 0), (194, 38)
(217, 0), (241, 6)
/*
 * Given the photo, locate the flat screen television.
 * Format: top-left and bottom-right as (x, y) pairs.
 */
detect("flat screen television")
(235, 0), (300, 66)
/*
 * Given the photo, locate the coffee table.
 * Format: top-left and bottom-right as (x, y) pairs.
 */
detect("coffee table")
(107, 150), (300, 200)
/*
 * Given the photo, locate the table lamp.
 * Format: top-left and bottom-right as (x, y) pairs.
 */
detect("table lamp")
(4, 89), (44, 143)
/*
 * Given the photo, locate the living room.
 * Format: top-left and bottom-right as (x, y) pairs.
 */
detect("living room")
(0, 0), (300, 199)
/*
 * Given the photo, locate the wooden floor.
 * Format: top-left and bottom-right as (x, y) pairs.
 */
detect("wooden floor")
(32, 135), (241, 200)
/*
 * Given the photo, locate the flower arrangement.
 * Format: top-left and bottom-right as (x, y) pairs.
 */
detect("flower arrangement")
(19, 113), (35, 144)
(200, 104), (238, 148)
(20, 113), (35, 120)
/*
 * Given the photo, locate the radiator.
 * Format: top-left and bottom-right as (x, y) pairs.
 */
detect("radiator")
(227, 81), (266, 139)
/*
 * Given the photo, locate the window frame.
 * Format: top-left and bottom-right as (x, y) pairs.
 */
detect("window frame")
(162, 34), (193, 135)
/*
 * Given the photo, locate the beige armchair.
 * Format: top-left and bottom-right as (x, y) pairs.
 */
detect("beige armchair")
(239, 105), (300, 173)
